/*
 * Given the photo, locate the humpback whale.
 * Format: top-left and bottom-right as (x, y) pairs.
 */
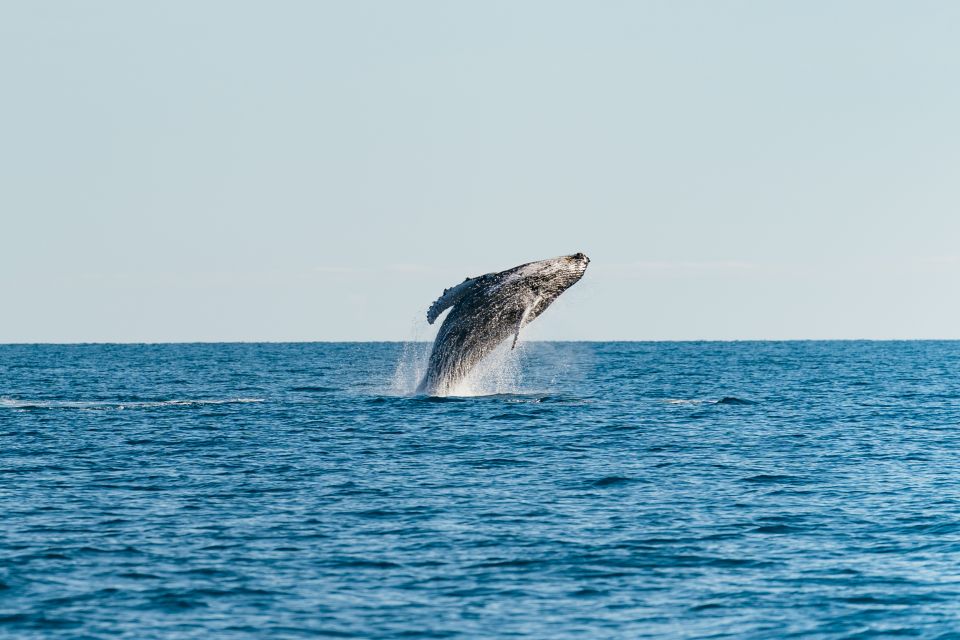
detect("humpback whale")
(418, 253), (590, 396)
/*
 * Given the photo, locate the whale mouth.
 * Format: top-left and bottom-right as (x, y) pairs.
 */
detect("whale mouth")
(567, 253), (590, 272)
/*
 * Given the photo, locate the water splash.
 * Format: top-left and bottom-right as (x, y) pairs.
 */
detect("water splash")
(447, 340), (525, 397)
(390, 341), (432, 395)
(391, 339), (526, 397)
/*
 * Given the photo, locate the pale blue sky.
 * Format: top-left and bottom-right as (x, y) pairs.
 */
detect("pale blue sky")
(2, 1), (958, 342)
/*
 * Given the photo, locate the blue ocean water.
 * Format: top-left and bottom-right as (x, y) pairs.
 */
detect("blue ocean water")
(2, 341), (960, 639)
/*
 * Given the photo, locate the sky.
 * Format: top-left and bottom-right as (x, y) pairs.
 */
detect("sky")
(2, 1), (959, 342)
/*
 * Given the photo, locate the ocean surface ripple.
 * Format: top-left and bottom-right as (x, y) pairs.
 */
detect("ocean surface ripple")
(2, 342), (960, 638)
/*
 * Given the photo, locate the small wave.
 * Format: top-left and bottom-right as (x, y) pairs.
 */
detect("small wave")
(491, 412), (532, 421)
(664, 397), (758, 406)
(716, 396), (758, 405)
(505, 397), (543, 404)
(590, 476), (642, 488)
(742, 474), (808, 484)
(464, 458), (532, 468)
(330, 558), (403, 569)
(0, 397), (265, 410)
(752, 524), (804, 534)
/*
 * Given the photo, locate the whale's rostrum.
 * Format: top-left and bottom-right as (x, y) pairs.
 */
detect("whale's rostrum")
(417, 253), (589, 396)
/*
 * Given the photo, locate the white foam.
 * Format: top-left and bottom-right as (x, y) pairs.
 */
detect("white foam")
(0, 397), (265, 410)
(390, 338), (527, 398)
(443, 340), (525, 397)
(390, 341), (433, 395)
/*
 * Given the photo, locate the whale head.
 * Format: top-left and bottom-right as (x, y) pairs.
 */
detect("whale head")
(497, 252), (590, 304)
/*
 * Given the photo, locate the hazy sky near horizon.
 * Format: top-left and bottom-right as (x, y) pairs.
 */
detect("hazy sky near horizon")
(3, 1), (959, 342)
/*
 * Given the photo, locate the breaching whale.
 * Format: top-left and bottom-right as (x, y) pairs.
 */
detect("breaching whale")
(417, 253), (590, 396)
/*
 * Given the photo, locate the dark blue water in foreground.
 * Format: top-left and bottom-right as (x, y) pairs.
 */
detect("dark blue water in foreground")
(3, 342), (960, 639)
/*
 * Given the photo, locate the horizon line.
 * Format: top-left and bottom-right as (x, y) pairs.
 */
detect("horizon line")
(2, 338), (960, 346)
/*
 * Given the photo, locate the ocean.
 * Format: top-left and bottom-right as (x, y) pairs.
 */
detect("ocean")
(2, 341), (960, 638)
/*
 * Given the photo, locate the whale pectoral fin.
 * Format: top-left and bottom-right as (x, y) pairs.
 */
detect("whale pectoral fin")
(512, 295), (542, 349)
(426, 276), (479, 324)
